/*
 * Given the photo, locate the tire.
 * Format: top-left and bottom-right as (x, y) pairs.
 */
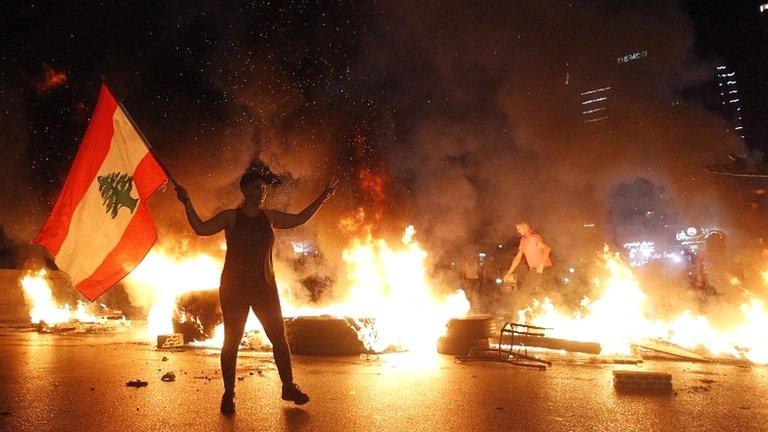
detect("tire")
(285, 315), (367, 356)
(444, 315), (494, 339)
(437, 336), (490, 356)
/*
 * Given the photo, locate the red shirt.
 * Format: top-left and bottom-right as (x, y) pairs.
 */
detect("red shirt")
(520, 232), (552, 269)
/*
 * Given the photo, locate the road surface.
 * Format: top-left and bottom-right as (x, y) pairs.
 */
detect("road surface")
(0, 326), (766, 432)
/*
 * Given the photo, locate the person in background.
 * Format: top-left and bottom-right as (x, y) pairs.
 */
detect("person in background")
(503, 221), (553, 296)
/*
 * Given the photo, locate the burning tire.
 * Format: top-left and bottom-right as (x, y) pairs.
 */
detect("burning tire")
(437, 336), (490, 356)
(445, 315), (494, 339)
(437, 315), (493, 355)
(173, 290), (221, 343)
(285, 316), (367, 356)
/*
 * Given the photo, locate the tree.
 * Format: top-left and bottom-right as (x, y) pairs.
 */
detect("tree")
(97, 172), (138, 218)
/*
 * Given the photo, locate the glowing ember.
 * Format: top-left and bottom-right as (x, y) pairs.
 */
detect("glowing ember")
(20, 269), (112, 325)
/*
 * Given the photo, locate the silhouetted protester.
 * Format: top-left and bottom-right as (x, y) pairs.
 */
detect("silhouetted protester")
(175, 162), (337, 413)
(503, 222), (553, 298)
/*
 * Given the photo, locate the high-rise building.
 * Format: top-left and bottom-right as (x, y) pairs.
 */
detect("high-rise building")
(714, 64), (745, 139)
(579, 85), (611, 124)
(683, 0), (768, 150)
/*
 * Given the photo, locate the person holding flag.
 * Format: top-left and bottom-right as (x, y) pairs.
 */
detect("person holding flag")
(175, 162), (338, 413)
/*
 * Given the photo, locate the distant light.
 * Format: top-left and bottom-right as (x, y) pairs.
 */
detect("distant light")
(584, 116), (609, 123)
(583, 222), (596, 228)
(291, 242), (312, 254)
(478, 252), (487, 259)
(617, 50), (648, 64)
(498, 244), (503, 249)
(580, 86), (611, 96)
(582, 97), (608, 105)
(686, 227), (697, 236)
(495, 278), (503, 285)
(563, 277), (571, 284)
(583, 107), (607, 115)
(670, 254), (683, 264)
(568, 267), (575, 274)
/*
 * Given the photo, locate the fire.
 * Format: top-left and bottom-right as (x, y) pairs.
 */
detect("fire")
(123, 249), (225, 340)
(20, 269), (110, 325)
(124, 224), (469, 352)
(518, 246), (768, 364)
(285, 224), (469, 352)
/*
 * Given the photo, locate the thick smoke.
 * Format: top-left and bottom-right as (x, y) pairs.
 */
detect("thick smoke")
(0, 1), (758, 314)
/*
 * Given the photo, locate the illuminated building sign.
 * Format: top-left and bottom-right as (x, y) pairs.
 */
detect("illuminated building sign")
(617, 50), (648, 64)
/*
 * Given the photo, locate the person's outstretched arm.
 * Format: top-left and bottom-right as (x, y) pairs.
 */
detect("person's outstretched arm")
(503, 250), (524, 282)
(266, 177), (338, 229)
(175, 184), (234, 236)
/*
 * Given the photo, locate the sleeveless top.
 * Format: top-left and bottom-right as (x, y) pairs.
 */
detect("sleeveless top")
(220, 208), (278, 301)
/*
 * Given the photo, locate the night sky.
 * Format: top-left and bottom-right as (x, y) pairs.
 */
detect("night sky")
(1, 1), (765, 263)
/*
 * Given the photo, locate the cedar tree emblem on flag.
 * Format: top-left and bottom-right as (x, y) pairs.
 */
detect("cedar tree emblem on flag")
(97, 172), (138, 218)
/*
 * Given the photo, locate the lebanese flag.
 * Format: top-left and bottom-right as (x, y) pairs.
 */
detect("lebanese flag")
(34, 84), (167, 301)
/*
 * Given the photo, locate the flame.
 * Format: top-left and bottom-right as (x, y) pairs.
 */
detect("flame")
(279, 224), (469, 352)
(20, 269), (109, 325)
(304, 224), (469, 352)
(125, 224), (468, 352)
(124, 249), (224, 341)
(518, 246), (768, 364)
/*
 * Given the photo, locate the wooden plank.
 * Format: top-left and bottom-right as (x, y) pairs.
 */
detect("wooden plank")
(633, 339), (710, 362)
(500, 334), (602, 355)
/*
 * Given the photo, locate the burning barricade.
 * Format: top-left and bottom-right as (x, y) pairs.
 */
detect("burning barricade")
(513, 247), (768, 365)
(18, 220), (768, 368)
(19, 269), (129, 333)
(119, 224), (470, 355)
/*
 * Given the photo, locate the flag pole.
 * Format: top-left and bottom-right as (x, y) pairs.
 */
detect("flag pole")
(98, 75), (180, 187)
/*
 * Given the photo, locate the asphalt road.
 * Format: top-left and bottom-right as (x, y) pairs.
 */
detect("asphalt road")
(1, 327), (766, 432)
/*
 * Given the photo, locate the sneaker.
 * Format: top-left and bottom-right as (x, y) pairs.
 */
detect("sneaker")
(220, 391), (235, 414)
(281, 383), (310, 405)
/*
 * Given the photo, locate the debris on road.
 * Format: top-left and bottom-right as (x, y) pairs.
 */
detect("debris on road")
(634, 339), (710, 362)
(500, 334), (602, 355)
(613, 370), (672, 394)
(125, 379), (148, 388)
(161, 372), (176, 382)
(157, 333), (184, 349)
(438, 316), (492, 356)
(286, 316), (369, 355)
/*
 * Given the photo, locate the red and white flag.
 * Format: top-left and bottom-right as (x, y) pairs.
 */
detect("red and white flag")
(34, 84), (167, 301)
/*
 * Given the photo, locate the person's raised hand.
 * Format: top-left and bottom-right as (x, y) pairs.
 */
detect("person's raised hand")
(321, 176), (339, 202)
